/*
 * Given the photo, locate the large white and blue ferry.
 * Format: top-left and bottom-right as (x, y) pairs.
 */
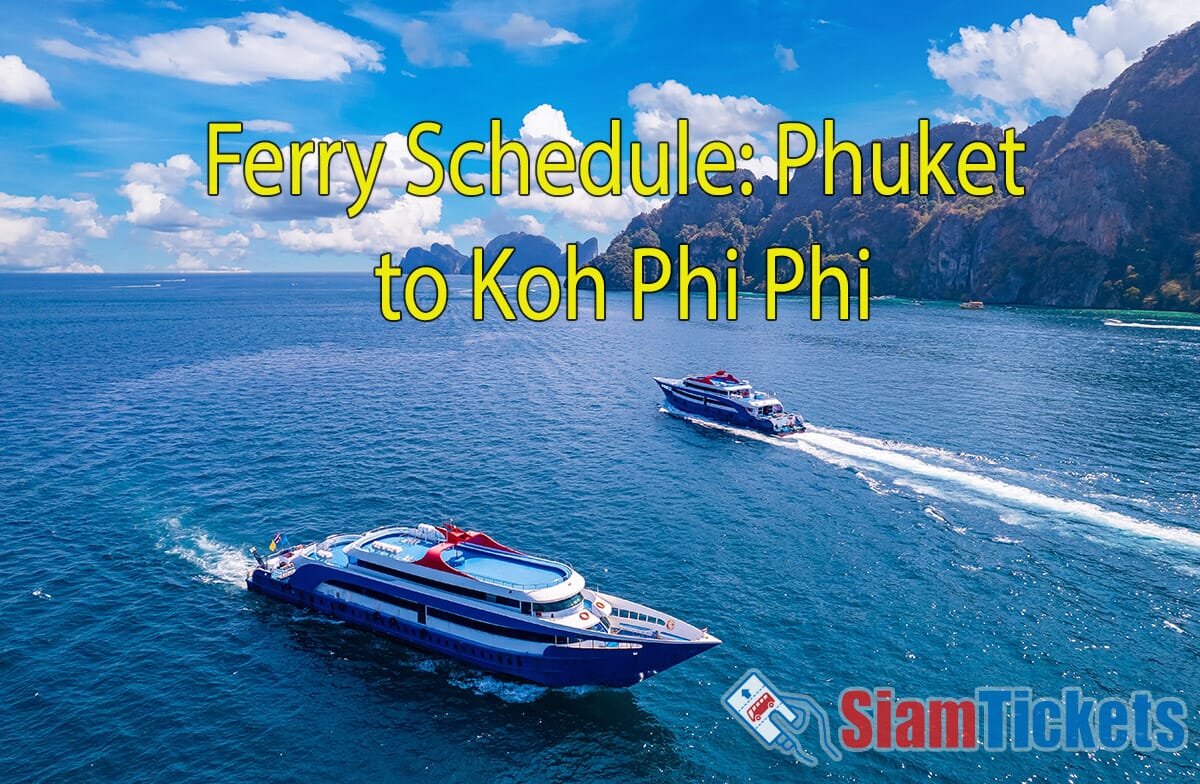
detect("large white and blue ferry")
(655, 370), (805, 436)
(247, 523), (719, 687)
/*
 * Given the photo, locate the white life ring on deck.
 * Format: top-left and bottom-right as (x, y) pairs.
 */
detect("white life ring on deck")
(579, 611), (591, 622)
(594, 600), (607, 611)
(665, 619), (676, 631)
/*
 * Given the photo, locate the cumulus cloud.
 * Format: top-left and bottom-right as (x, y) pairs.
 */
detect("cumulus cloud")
(518, 104), (582, 148)
(489, 14), (584, 48)
(774, 44), (798, 72)
(154, 228), (250, 272)
(929, 0), (1200, 119)
(276, 194), (452, 255)
(625, 80), (784, 183)
(449, 216), (486, 239)
(39, 12), (382, 85)
(0, 192), (109, 271)
(0, 193), (110, 238)
(514, 214), (545, 235)
(244, 119), (296, 133)
(120, 155), (251, 270)
(170, 246), (249, 273)
(629, 79), (785, 153)
(493, 104), (667, 234)
(120, 154), (216, 230)
(0, 55), (57, 108)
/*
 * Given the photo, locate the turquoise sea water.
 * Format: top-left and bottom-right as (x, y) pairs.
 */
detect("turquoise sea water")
(2, 274), (1198, 783)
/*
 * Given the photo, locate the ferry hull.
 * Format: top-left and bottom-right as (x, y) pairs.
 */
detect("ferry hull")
(247, 568), (717, 688)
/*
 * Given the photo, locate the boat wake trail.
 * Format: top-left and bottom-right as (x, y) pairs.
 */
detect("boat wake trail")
(157, 517), (252, 586)
(1103, 318), (1200, 332)
(663, 408), (1200, 551)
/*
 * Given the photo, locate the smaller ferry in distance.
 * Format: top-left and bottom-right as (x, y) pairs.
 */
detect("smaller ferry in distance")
(247, 523), (719, 687)
(959, 300), (985, 310)
(654, 370), (805, 436)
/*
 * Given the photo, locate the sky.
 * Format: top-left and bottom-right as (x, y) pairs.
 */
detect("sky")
(1, 0), (1198, 273)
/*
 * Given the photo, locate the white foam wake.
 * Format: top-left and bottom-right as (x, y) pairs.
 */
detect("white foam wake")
(663, 408), (1200, 550)
(1103, 318), (1200, 332)
(157, 517), (252, 586)
(800, 428), (1200, 549)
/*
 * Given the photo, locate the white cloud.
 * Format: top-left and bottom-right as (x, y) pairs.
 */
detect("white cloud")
(40, 12), (382, 85)
(518, 104), (582, 148)
(625, 80), (783, 185)
(120, 154), (217, 230)
(929, 0), (1200, 118)
(171, 251), (248, 273)
(244, 119), (296, 133)
(449, 216), (486, 238)
(152, 228), (250, 272)
(494, 104), (667, 234)
(0, 193), (109, 238)
(628, 79), (785, 153)
(276, 194), (451, 254)
(0, 191), (109, 271)
(0, 55), (56, 108)
(490, 14), (584, 48)
(774, 44), (798, 72)
(515, 214), (545, 235)
(120, 155), (252, 269)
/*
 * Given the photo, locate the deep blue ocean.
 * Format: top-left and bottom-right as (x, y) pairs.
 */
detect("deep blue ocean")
(2, 273), (1198, 783)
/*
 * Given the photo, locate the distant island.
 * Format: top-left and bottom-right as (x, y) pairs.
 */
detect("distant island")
(404, 233), (598, 276)
(578, 21), (1200, 312)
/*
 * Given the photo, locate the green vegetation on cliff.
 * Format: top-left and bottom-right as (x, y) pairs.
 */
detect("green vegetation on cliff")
(590, 22), (1200, 312)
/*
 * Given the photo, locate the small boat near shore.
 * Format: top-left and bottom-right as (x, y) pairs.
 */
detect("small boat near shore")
(960, 300), (985, 310)
(654, 370), (805, 436)
(247, 523), (719, 687)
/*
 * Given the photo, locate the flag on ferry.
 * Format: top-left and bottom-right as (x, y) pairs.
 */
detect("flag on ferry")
(269, 532), (288, 552)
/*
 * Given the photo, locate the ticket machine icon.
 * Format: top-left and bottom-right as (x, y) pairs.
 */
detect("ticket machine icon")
(723, 669), (843, 766)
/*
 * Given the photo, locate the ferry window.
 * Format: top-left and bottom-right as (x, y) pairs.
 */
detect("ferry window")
(532, 593), (583, 613)
(637, 613), (647, 622)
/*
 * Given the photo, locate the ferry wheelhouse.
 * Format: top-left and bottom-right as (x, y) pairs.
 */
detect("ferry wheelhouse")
(247, 523), (719, 687)
(654, 370), (805, 436)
